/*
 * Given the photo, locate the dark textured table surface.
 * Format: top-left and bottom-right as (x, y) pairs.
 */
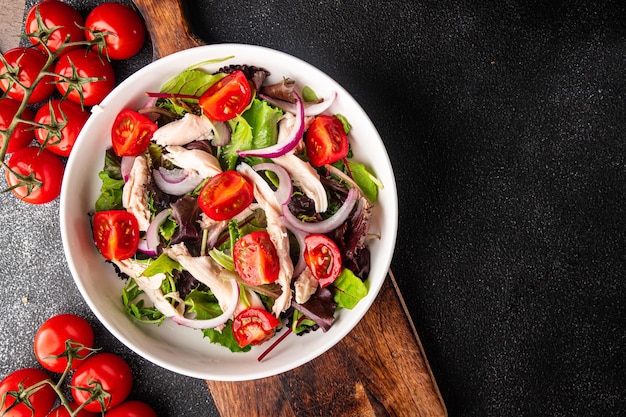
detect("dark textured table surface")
(2, 0), (625, 416)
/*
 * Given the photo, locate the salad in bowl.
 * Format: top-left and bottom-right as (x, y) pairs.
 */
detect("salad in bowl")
(60, 44), (397, 381)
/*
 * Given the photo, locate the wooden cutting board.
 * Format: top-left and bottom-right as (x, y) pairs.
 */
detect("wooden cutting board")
(133, 1), (447, 415)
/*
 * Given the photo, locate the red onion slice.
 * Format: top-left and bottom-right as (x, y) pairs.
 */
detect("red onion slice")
(120, 156), (136, 182)
(153, 167), (204, 196)
(259, 90), (337, 117)
(252, 162), (292, 205)
(137, 209), (171, 256)
(172, 279), (240, 329)
(237, 92), (304, 159)
(139, 97), (160, 121)
(282, 188), (358, 234)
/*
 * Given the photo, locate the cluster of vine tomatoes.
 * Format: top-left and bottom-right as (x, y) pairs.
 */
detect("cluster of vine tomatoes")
(0, 314), (156, 417)
(0, 0), (146, 204)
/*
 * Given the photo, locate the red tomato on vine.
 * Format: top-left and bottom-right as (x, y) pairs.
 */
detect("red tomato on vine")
(104, 400), (157, 417)
(71, 353), (133, 413)
(0, 368), (57, 417)
(5, 146), (64, 204)
(0, 97), (35, 154)
(25, 0), (86, 52)
(34, 313), (95, 373)
(0, 47), (55, 104)
(54, 49), (116, 106)
(85, 2), (146, 60)
(34, 99), (90, 157)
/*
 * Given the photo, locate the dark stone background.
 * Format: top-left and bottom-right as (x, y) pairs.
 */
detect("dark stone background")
(2, 0), (624, 416)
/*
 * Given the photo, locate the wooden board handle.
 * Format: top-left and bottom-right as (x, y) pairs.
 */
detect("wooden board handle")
(131, 0), (205, 59)
(207, 273), (448, 417)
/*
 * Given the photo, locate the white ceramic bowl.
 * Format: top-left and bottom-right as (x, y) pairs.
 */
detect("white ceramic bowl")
(60, 44), (397, 381)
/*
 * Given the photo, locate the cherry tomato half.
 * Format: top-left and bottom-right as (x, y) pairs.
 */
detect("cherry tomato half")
(34, 313), (94, 373)
(111, 109), (157, 156)
(303, 234), (343, 287)
(305, 115), (349, 166)
(0, 368), (57, 417)
(35, 99), (90, 157)
(71, 353), (133, 413)
(85, 2), (146, 60)
(54, 49), (116, 106)
(92, 210), (140, 261)
(198, 170), (254, 221)
(199, 70), (252, 121)
(47, 401), (99, 417)
(0, 47), (55, 104)
(0, 97), (35, 154)
(233, 231), (280, 285)
(232, 307), (280, 348)
(5, 146), (64, 204)
(104, 400), (157, 417)
(25, 0), (85, 53)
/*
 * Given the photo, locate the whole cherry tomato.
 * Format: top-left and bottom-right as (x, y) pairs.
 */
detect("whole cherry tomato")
(54, 49), (116, 106)
(85, 2), (146, 60)
(34, 313), (95, 373)
(198, 170), (254, 221)
(70, 353), (133, 413)
(25, 0), (85, 52)
(110, 109), (157, 156)
(305, 114), (349, 166)
(0, 47), (55, 104)
(303, 233), (342, 287)
(46, 401), (99, 417)
(233, 231), (281, 285)
(0, 368), (57, 417)
(92, 210), (140, 261)
(5, 146), (64, 204)
(199, 70), (252, 121)
(104, 401), (157, 417)
(0, 97), (35, 153)
(35, 99), (90, 157)
(232, 307), (280, 348)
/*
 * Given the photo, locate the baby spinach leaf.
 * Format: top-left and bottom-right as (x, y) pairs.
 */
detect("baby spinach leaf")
(331, 268), (368, 309)
(347, 160), (381, 203)
(143, 253), (183, 277)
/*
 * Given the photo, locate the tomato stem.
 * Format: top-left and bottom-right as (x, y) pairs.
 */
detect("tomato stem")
(0, 16), (107, 174)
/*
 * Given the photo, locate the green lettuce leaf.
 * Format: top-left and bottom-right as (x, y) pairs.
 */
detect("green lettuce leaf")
(185, 289), (251, 352)
(219, 115), (253, 170)
(161, 69), (224, 97)
(203, 322), (250, 353)
(185, 288), (223, 319)
(218, 98), (283, 170)
(347, 160), (381, 203)
(243, 97), (283, 150)
(331, 268), (368, 309)
(95, 149), (124, 211)
(159, 69), (226, 115)
(143, 253), (183, 277)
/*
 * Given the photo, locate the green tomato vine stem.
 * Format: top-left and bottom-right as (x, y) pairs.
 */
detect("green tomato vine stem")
(0, 341), (105, 417)
(0, 18), (107, 196)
